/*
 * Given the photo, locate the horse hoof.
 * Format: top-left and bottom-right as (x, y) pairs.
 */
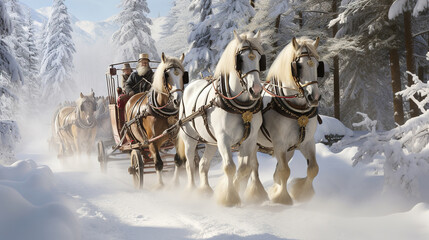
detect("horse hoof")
(244, 183), (269, 205)
(197, 185), (213, 197)
(269, 184), (293, 205)
(289, 177), (314, 202)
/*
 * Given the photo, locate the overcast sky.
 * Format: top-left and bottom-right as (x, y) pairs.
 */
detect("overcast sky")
(20, 0), (173, 22)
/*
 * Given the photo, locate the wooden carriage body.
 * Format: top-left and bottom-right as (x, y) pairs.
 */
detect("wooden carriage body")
(97, 62), (176, 189)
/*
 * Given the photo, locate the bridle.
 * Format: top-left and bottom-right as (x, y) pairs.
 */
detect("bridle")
(291, 52), (319, 96)
(214, 42), (266, 100)
(75, 99), (97, 129)
(151, 66), (187, 110)
(263, 50), (320, 100)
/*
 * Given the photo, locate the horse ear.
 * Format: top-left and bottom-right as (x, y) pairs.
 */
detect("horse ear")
(313, 37), (320, 48)
(92, 91), (95, 98)
(161, 52), (166, 63)
(292, 37), (299, 50)
(180, 53), (185, 63)
(233, 30), (242, 43)
(255, 30), (261, 39)
(80, 92), (84, 98)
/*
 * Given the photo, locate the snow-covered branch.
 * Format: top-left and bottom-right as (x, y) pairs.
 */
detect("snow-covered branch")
(396, 71), (429, 114)
(334, 111), (429, 198)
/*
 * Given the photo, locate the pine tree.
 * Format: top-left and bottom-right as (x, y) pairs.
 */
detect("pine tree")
(4, 0), (30, 81)
(0, 0), (21, 163)
(388, 0), (429, 118)
(245, 0), (291, 65)
(40, 0), (76, 102)
(328, 0), (400, 129)
(158, 0), (193, 58)
(211, 0), (255, 61)
(184, 0), (216, 79)
(112, 0), (159, 62)
(22, 13), (42, 106)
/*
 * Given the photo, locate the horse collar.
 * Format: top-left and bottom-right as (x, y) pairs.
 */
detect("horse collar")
(75, 107), (96, 129)
(216, 75), (262, 114)
(271, 96), (318, 120)
(148, 90), (178, 118)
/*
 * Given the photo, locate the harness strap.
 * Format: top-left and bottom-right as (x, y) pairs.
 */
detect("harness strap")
(260, 122), (271, 142)
(202, 89), (217, 142)
(126, 92), (149, 144)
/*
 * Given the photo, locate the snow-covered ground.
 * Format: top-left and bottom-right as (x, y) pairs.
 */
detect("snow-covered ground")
(2, 117), (429, 240)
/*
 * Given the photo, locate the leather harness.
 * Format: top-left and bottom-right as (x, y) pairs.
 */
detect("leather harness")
(181, 76), (262, 146)
(259, 50), (322, 152)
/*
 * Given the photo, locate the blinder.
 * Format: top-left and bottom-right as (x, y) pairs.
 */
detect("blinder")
(164, 71), (169, 84)
(164, 69), (189, 85)
(317, 61), (325, 78)
(183, 71), (189, 84)
(259, 54), (266, 71)
(235, 54), (243, 71)
(235, 49), (266, 72)
(80, 101), (97, 112)
(291, 60), (325, 78)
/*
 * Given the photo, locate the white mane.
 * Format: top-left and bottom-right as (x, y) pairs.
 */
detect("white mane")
(267, 37), (320, 88)
(214, 32), (264, 79)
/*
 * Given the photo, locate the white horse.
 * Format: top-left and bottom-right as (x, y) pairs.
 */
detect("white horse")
(177, 31), (267, 206)
(235, 37), (324, 205)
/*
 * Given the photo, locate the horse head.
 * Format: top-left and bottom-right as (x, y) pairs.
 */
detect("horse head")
(234, 31), (265, 100)
(215, 30), (266, 101)
(290, 37), (323, 107)
(77, 91), (97, 126)
(153, 52), (187, 109)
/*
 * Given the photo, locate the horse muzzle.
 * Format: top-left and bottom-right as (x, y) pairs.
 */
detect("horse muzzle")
(249, 83), (262, 100)
(306, 94), (320, 108)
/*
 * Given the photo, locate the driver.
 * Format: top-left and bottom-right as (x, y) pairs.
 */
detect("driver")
(124, 53), (154, 96)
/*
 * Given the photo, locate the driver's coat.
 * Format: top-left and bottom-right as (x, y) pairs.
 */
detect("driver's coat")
(180, 79), (262, 146)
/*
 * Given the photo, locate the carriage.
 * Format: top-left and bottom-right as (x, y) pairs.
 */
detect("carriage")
(97, 56), (188, 189)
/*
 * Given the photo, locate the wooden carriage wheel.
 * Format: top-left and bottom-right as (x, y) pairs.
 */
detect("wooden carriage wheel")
(129, 149), (144, 189)
(97, 141), (107, 173)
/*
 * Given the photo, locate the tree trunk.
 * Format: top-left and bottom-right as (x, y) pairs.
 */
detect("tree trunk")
(389, 48), (405, 125)
(272, 14), (281, 56)
(332, 0), (340, 120)
(298, 11), (303, 29)
(418, 66), (425, 83)
(404, 11), (420, 117)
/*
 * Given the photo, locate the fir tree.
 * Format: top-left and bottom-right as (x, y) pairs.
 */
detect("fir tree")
(0, 0), (21, 162)
(4, 0), (30, 81)
(245, 0), (291, 65)
(211, 0), (255, 61)
(329, 0), (404, 129)
(40, 0), (76, 102)
(112, 0), (159, 61)
(22, 13), (42, 106)
(184, 0), (215, 79)
(158, 0), (193, 58)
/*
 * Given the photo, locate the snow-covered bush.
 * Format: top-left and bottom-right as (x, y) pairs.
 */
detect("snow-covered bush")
(333, 72), (429, 198)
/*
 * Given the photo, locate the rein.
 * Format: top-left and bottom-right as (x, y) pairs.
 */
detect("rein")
(212, 78), (244, 100)
(262, 82), (301, 99)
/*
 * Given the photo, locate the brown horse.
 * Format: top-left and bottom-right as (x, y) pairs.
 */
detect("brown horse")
(125, 53), (187, 188)
(54, 91), (98, 158)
